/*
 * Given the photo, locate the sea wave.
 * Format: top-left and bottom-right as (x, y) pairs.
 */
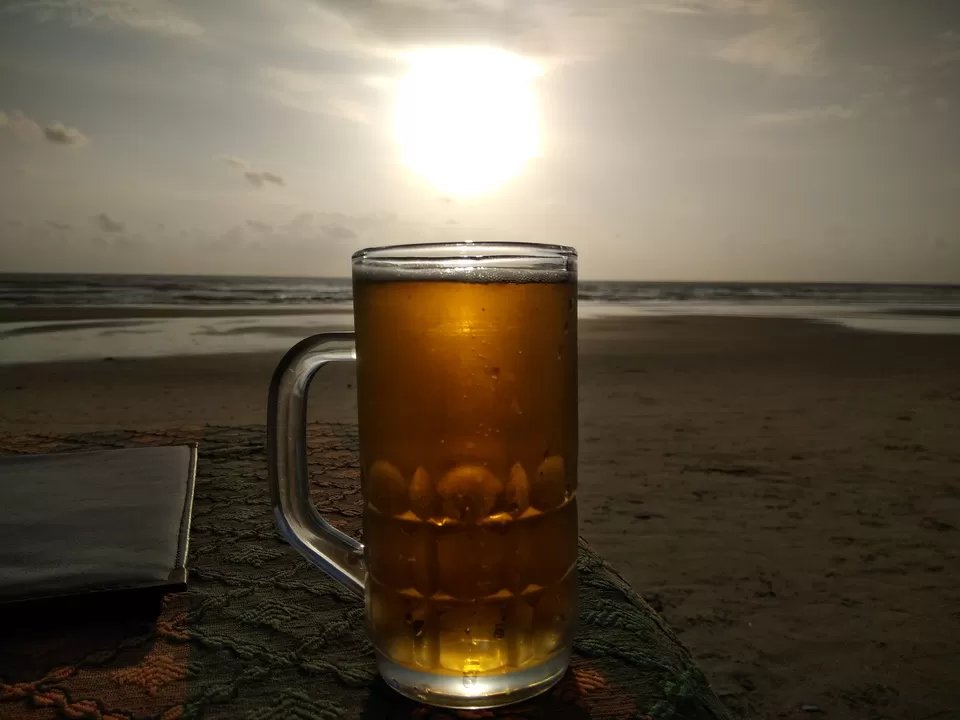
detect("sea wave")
(2, 273), (959, 309)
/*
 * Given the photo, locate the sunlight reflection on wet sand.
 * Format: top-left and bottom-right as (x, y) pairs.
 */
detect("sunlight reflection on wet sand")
(1, 301), (959, 365)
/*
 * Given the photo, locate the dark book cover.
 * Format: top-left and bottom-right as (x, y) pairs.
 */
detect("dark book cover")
(0, 445), (197, 607)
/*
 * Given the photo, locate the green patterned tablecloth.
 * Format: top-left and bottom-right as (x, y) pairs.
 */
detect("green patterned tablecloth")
(0, 424), (731, 720)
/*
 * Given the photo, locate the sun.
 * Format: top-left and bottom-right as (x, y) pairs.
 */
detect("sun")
(395, 47), (541, 197)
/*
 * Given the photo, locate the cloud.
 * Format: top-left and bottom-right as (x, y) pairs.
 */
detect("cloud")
(748, 104), (855, 125)
(5, 0), (203, 37)
(246, 220), (273, 233)
(260, 67), (374, 123)
(243, 170), (285, 188)
(95, 212), (125, 233)
(224, 211), (377, 252)
(309, 0), (533, 52)
(256, 2), (640, 124)
(640, 3), (702, 14)
(219, 154), (249, 170)
(717, 20), (823, 76)
(47, 221), (72, 230)
(1, 110), (89, 146)
(0, 109), (43, 141)
(846, 28), (960, 120)
(302, 1), (639, 66)
(707, 0), (823, 76)
(43, 121), (89, 146)
(932, 30), (960, 67)
(219, 155), (285, 189)
(642, 0), (776, 13)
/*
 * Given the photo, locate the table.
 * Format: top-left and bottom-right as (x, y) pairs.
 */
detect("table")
(0, 425), (732, 719)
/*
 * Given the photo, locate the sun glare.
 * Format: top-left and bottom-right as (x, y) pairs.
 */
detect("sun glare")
(395, 47), (541, 197)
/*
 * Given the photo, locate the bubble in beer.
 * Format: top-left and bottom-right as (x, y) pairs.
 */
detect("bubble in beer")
(437, 464), (503, 522)
(409, 466), (435, 520)
(532, 455), (566, 510)
(368, 459), (408, 515)
(505, 462), (530, 514)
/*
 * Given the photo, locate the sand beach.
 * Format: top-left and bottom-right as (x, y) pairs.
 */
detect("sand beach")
(2, 309), (959, 718)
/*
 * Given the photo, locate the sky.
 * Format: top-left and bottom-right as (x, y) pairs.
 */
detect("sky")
(1, 0), (959, 282)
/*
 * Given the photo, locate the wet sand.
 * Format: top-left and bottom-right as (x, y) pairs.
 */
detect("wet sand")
(0, 305), (349, 323)
(1, 316), (959, 719)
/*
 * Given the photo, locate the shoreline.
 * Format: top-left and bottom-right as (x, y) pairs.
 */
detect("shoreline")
(0, 305), (353, 323)
(2, 304), (960, 367)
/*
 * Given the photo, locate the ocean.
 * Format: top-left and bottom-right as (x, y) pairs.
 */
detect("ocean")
(1, 274), (959, 363)
(3, 273), (960, 309)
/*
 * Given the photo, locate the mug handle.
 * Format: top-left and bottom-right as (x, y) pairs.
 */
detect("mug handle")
(267, 332), (366, 597)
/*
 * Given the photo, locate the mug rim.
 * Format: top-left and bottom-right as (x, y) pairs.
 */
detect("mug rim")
(352, 241), (577, 262)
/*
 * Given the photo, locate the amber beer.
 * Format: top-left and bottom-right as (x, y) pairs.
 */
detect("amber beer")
(354, 274), (578, 677)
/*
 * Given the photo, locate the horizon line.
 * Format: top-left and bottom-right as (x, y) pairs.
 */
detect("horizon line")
(0, 270), (959, 288)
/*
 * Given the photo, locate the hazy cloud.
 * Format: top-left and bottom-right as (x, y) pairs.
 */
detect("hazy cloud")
(43, 121), (89, 146)
(96, 212), (124, 233)
(0, 109), (43, 141)
(718, 19), (823, 76)
(304, 0), (640, 65)
(748, 104), (855, 125)
(246, 219), (273, 233)
(261, 67), (373, 123)
(319, 223), (355, 242)
(220, 155), (285, 189)
(1, 110), (89, 146)
(219, 154), (249, 170)
(642, 0), (779, 15)
(5, 0), (203, 37)
(309, 0), (533, 51)
(640, 2), (702, 14)
(243, 170), (285, 188)
(933, 30), (960, 67)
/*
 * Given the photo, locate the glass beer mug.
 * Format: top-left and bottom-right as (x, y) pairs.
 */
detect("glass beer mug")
(268, 242), (578, 708)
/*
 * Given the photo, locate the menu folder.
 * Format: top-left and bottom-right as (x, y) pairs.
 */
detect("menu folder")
(0, 445), (197, 607)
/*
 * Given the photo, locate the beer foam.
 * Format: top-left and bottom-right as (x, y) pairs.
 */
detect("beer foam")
(354, 260), (575, 285)
(353, 243), (576, 284)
